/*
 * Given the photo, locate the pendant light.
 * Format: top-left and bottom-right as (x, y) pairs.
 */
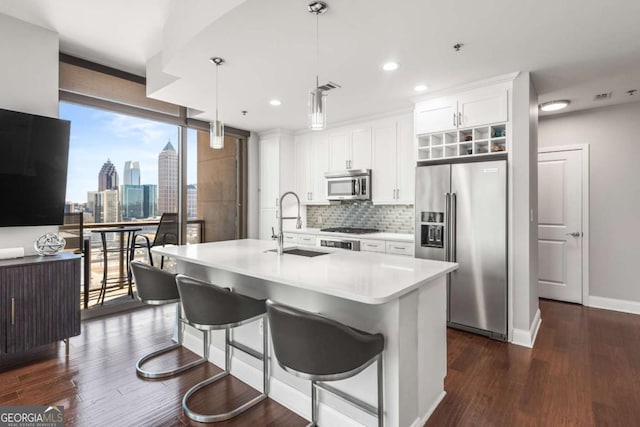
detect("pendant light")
(209, 57), (225, 149)
(308, 1), (328, 131)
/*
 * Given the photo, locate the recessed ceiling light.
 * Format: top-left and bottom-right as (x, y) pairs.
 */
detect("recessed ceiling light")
(269, 99), (282, 106)
(382, 62), (399, 71)
(539, 100), (570, 112)
(414, 84), (428, 92)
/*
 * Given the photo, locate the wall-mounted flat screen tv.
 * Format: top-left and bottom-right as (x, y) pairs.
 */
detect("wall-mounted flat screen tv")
(0, 108), (71, 227)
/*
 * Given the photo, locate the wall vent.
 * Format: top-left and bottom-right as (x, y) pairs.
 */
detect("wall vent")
(593, 92), (613, 101)
(318, 81), (341, 92)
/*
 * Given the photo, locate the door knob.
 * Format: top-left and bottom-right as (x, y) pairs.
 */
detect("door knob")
(566, 232), (582, 237)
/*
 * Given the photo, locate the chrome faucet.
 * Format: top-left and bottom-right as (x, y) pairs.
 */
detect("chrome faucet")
(275, 191), (302, 255)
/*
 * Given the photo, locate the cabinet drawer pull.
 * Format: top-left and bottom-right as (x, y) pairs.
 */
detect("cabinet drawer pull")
(453, 112), (457, 127)
(11, 297), (15, 325)
(393, 246), (406, 250)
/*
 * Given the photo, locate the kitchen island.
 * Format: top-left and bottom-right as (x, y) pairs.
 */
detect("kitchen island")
(152, 239), (457, 427)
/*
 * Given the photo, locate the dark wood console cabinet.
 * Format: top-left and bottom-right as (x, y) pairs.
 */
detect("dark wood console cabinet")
(0, 253), (81, 355)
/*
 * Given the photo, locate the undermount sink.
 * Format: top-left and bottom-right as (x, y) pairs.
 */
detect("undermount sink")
(267, 248), (329, 257)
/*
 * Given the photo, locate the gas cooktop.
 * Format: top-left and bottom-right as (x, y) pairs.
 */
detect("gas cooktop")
(320, 227), (379, 234)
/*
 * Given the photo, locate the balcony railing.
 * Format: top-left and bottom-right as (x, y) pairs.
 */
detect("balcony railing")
(60, 218), (205, 309)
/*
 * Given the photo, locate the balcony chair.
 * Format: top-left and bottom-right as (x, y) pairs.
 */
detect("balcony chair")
(131, 212), (178, 269)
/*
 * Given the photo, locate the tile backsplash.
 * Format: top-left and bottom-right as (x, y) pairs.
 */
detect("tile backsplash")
(306, 202), (414, 234)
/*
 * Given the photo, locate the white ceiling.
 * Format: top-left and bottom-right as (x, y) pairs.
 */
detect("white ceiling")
(1, 0), (639, 132)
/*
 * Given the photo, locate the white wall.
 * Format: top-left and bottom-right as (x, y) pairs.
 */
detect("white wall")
(0, 14), (60, 254)
(539, 100), (640, 304)
(510, 72), (540, 341)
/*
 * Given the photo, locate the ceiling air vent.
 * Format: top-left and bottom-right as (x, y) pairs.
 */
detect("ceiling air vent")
(318, 81), (341, 92)
(593, 92), (612, 101)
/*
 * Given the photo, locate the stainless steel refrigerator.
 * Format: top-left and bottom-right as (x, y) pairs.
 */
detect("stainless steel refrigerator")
(415, 159), (507, 340)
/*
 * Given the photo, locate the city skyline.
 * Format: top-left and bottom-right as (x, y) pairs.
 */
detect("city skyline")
(60, 102), (198, 203)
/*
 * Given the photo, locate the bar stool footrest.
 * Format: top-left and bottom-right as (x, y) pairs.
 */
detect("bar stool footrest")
(182, 371), (268, 423)
(136, 342), (207, 379)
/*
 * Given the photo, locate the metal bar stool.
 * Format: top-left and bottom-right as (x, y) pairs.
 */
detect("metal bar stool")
(176, 274), (269, 423)
(266, 300), (385, 427)
(130, 261), (207, 379)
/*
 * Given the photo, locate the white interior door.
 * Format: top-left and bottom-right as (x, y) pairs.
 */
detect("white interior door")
(538, 149), (583, 303)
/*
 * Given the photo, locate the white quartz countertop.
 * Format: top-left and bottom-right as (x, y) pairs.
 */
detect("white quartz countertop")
(152, 239), (456, 304)
(284, 228), (414, 242)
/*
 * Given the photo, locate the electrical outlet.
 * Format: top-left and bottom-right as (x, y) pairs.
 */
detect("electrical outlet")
(258, 318), (264, 336)
(317, 215), (323, 224)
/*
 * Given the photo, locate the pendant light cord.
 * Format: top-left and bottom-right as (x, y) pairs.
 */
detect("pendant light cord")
(316, 12), (319, 89)
(215, 63), (219, 121)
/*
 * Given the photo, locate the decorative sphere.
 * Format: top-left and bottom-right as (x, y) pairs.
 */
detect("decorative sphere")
(34, 233), (66, 256)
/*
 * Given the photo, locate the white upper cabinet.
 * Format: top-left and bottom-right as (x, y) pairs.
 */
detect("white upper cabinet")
(415, 96), (457, 135)
(259, 136), (280, 209)
(328, 126), (372, 171)
(372, 120), (397, 204)
(395, 116), (415, 204)
(350, 127), (372, 170)
(310, 133), (329, 204)
(415, 84), (509, 135)
(457, 86), (508, 128)
(294, 134), (311, 202)
(372, 115), (414, 205)
(328, 131), (350, 171)
(259, 132), (295, 239)
(295, 133), (330, 205)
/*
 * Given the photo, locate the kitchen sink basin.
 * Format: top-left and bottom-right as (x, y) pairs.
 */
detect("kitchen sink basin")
(267, 248), (329, 257)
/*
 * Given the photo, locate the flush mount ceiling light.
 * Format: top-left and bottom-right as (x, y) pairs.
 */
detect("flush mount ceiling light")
(414, 84), (428, 92)
(209, 57), (225, 149)
(270, 99), (282, 106)
(308, 1), (329, 131)
(539, 100), (570, 112)
(382, 62), (399, 71)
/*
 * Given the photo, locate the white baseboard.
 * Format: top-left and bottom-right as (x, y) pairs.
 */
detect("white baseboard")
(182, 329), (365, 426)
(588, 296), (640, 315)
(511, 308), (541, 348)
(409, 391), (446, 427)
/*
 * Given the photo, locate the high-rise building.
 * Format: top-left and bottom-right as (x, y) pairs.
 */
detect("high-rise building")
(120, 185), (144, 220)
(121, 184), (158, 220)
(142, 185), (158, 218)
(94, 190), (120, 223)
(98, 159), (118, 191)
(158, 140), (178, 215)
(123, 161), (141, 186)
(86, 191), (97, 215)
(187, 184), (197, 220)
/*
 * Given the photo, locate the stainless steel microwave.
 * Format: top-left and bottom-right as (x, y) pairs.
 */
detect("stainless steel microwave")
(324, 169), (371, 201)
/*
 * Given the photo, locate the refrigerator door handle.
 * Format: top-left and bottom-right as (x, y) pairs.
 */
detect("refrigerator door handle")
(451, 193), (457, 262)
(445, 193), (451, 261)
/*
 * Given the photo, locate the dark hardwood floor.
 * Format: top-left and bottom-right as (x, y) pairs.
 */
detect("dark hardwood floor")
(427, 299), (640, 427)
(1, 299), (639, 426)
(0, 305), (306, 426)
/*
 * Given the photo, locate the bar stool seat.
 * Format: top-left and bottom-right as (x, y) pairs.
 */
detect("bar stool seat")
(176, 274), (269, 423)
(267, 300), (385, 427)
(130, 261), (207, 379)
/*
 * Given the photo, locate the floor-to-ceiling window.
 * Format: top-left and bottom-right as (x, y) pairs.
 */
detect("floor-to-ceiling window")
(58, 54), (247, 314)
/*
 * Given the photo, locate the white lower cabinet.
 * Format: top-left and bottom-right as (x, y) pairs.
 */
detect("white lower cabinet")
(385, 241), (414, 256)
(360, 239), (386, 253)
(283, 233), (297, 244)
(297, 234), (317, 246)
